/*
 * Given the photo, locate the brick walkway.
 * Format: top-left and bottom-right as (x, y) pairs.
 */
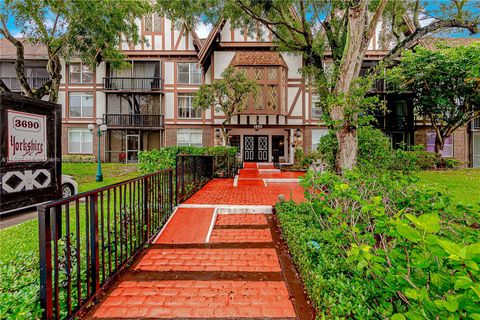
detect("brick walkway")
(82, 163), (315, 319)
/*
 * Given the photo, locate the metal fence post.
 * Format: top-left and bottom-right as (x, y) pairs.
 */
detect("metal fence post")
(89, 194), (100, 301)
(169, 169), (174, 212)
(143, 177), (150, 240)
(175, 156), (179, 205)
(38, 205), (53, 320)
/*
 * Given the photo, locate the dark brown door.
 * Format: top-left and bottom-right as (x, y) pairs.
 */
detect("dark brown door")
(243, 135), (268, 162)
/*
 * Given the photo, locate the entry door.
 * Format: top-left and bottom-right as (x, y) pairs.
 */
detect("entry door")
(126, 134), (140, 163)
(243, 136), (269, 162)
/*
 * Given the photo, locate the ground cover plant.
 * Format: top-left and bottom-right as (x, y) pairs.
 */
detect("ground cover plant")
(277, 169), (480, 319)
(0, 163), (140, 319)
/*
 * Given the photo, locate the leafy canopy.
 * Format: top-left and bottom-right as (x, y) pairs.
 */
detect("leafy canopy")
(389, 43), (480, 150)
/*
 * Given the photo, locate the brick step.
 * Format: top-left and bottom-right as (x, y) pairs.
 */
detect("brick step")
(92, 280), (296, 319)
(215, 214), (269, 226)
(209, 228), (273, 243)
(134, 248), (281, 272)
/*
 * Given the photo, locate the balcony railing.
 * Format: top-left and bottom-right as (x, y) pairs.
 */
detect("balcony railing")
(372, 79), (399, 93)
(104, 114), (163, 128)
(473, 117), (480, 130)
(0, 76), (50, 91)
(375, 115), (414, 131)
(103, 77), (164, 92)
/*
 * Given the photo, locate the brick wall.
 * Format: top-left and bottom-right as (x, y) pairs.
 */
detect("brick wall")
(62, 124), (106, 161)
(303, 127), (312, 152)
(164, 126), (213, 147)
(414, 125), (469, 166)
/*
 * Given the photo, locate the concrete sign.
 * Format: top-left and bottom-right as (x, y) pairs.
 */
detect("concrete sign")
(7, 110), (47, 162)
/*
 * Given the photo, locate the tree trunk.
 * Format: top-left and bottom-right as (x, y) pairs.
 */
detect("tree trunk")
(220, 121), (229, 147)
(335, 126), (358, 172)
(47, 53), (62, 103)
(434, 134), (445, 156)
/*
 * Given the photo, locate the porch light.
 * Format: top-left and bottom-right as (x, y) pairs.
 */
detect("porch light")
(295, 128), (302, 138)
(88, 119), (108, 182)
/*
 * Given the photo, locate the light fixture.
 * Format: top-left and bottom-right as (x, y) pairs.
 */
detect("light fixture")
(96, 118), (103, 125)
(100, 124), (107, 132)
(295, 128), (302, 138)
(87, 123), (95, 131)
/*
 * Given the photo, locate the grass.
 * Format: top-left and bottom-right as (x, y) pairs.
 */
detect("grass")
(62, 163), (139, 193)
(417, 168), (480, 204)
(0, 163), (139, 262)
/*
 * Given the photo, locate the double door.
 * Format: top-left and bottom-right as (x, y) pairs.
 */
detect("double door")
(243, 135), (268, 162)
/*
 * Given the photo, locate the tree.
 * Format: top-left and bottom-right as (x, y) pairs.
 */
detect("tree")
(389, 43), (480, 155)
(155, 0), (479, 173)
(193, 66), (259, 146)
(0, 0), (151, 102)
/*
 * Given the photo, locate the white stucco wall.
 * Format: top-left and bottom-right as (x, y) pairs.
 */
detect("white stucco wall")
(213, 51), (235, 79)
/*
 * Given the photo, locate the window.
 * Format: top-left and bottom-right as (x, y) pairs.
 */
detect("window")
(69, 92), (93, 118)
(311, 95), (323, 119)
(69, 63), (93, 84)
(426, 132), (453, 157)
(144, 12), (162, 33)
(312, 129), (328, 151)
(68, 128), (93, 154)
(178, 94), (201, 118)
(177, 129), (202, 147)
(177, 63), (202, 84)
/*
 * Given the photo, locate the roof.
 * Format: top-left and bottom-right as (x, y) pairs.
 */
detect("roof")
(0, 39), (48, 60)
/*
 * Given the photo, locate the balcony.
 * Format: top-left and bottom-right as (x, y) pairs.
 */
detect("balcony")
(104, 114), (163, 128)
(375, 115), (414, 131)
(103, 77), (164, 93)
(371, 79), (399, 93)
(1, 76), (50, 91)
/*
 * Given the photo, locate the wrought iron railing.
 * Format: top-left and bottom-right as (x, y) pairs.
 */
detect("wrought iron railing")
(38, 170), (173, 319)
(104, 114), (163, 128)
(102, 77), (163, 92)
(175, 155), (214, 204)
(372, 79), (399, 93)
(1, 76), (50, 91)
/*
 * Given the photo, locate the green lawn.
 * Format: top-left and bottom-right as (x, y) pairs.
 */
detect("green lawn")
(63, 163), (139, 193)
(417, 169), (480, 204)
(0, 163), (139, 262)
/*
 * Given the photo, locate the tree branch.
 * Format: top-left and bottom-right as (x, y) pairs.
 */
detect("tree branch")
(0, 16), (35, 97)
(381, 18), (479, 66)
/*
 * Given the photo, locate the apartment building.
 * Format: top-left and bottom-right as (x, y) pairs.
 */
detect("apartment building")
(1, 15), (479, 166)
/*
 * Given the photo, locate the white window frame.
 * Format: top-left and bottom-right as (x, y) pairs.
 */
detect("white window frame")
(68, 128), (93, 154)
(178, 94), (202, 119)
(177, 63), (202, 84)
(426, 131), (454, 157)
(69, 92), (94, 118)
(69, 63), (93, 84)
(311, 95), (323, 119)
(177, 129), (203, 147)
(311, 129), (328, 151)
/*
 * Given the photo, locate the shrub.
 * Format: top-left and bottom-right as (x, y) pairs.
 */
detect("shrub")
(62, 154), (96, 163)
(277, 170), (480, 319)
(0, 252), (42, 319)
(138, 146), (239, 174)
(318, 126), (399, 171)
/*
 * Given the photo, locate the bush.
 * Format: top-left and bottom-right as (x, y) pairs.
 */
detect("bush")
(138, 146), (239, 174)
(0, 252), (42, 319)
(277, 170), (480, 319)
(318, 126), (402, 171)
(62, 154), (96, 163)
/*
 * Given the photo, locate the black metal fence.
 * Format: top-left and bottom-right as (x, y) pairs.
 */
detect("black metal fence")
(175, 155), (214, 204)
(38, 169), (173, 319)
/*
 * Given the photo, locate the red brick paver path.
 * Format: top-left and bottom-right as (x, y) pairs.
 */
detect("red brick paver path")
(82, 163), (314, 319)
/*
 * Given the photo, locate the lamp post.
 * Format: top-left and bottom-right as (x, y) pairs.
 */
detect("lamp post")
(88, 119), (107, 182)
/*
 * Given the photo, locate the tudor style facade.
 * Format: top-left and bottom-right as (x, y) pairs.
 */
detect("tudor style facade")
(0, 16), (479, 166)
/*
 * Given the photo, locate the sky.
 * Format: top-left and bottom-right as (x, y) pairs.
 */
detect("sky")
(2, 1), (479, 39)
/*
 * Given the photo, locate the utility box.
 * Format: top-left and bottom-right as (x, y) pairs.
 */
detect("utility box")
(0, 91), (62, 213)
